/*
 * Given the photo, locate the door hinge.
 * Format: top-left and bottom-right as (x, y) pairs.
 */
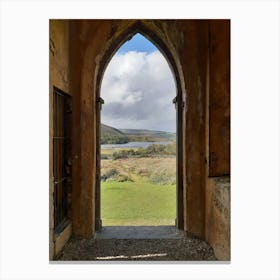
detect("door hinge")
(97, 97), (104, 110)
(173, 96), (184, 109)
(172, 96), (178, 109)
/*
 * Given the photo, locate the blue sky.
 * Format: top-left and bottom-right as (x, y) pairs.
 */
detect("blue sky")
(117, 33), (158, 54)
(101, 33), (176, 132)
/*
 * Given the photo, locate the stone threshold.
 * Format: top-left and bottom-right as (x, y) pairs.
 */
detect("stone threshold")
(94, 226), (185, 240)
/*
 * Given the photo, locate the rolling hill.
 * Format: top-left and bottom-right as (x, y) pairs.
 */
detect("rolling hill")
(101, 123), (175, 144)
(101, 124), (129, 144)
(120, 128), (175, 142)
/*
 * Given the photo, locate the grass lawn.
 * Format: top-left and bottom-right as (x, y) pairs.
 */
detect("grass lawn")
(101, 178), (176, 226)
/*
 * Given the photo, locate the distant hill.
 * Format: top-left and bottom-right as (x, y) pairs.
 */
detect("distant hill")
(101, 124), (176, 144)
(120, 128), (175, 142)
(101, 124), (128, 144)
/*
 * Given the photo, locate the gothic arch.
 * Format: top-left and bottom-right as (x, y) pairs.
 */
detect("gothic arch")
(92, 21), (186, 230)
(73, 19), (208, 240)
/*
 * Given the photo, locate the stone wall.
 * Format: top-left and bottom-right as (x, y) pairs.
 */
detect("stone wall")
(49, 20), (70, 93)
(209, 20), (230, 176)
(49, 20), (71, 260)
(204, 20), (230, 260)
(205, 177), (230, 260)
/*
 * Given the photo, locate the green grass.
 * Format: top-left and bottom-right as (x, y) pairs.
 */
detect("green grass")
(101, 178), (176, 226)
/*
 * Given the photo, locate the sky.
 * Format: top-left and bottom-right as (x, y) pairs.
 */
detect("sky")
(100, 33), (176, 133)
(117, 33), (158, 54)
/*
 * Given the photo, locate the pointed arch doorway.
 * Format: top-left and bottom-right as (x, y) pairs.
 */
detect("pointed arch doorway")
(94, 26), (184, 231)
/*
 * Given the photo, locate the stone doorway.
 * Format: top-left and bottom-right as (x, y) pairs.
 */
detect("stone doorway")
(97, 32), (181, 230)
(95, 29), (184, 231)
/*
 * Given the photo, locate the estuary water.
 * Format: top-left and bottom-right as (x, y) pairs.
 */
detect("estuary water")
(101, 141), (171, 149)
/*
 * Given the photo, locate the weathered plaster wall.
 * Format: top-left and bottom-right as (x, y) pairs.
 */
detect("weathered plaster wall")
(49, 19), (71, 260)
(205, 20), (230, 260)
(49, 20), (70, 93)
(177, 21), (209, 237)
(209, 20), (230, 177)
(205, 177), (230, 260)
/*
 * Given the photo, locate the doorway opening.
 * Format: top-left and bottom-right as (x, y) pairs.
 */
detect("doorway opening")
(98, 33), (178, 228)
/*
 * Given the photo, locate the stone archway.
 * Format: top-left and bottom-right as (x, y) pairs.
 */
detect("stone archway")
(94, 22), (185, 231)
(70, 19), (208, 240)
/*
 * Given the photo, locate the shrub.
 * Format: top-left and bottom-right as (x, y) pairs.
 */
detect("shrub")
(137, 168), (150, 176)
(101, 168), (134, 182)
(111, 142), (176, 160)
(101, 154), (108, 159)
(116, 174), (134, 182)
(112, 150), (128, 160)
(149, 169), (176, 185)
(101, 168), (119, 181)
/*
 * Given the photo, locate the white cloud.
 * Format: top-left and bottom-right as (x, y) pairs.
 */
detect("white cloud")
(100, 50), (176, 132)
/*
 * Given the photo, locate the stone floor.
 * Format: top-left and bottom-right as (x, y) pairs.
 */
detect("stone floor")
(55, 226), (217, 262)
(95, 226), (185, 239)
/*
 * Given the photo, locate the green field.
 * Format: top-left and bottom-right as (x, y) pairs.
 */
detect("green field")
(101, 157), (176, 226)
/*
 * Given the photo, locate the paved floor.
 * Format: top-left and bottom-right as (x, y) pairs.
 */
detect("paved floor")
(95, 226), (184, 239)
(56, 226), (217, 262)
